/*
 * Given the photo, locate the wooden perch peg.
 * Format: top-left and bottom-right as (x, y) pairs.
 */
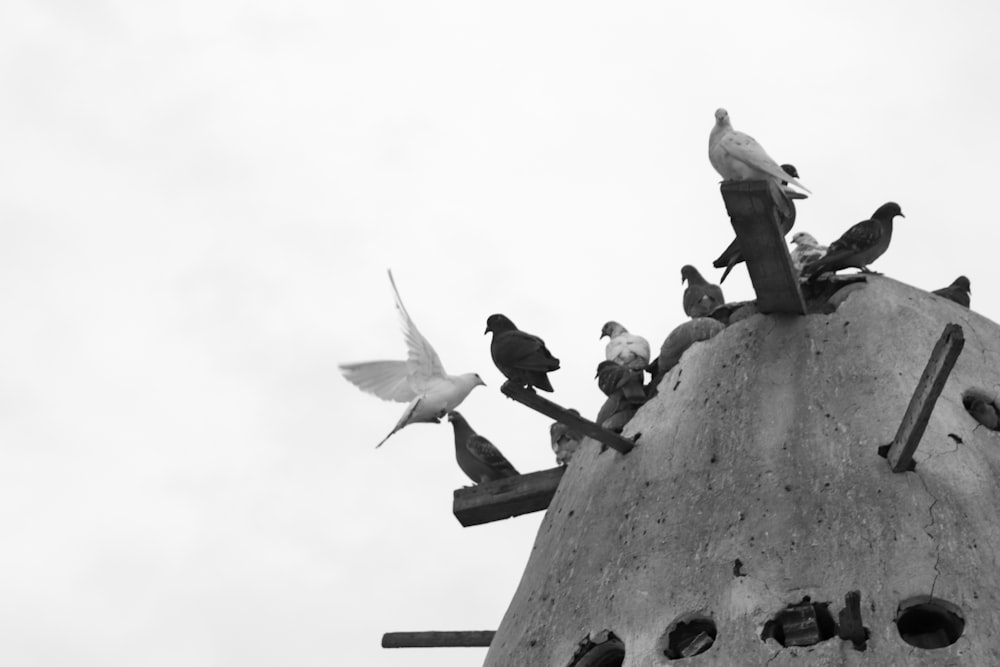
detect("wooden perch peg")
(500, 381), (636, 454)
(382, 631), (495, 648)
(453, 466), (565, 527)
(719, 180), (806, 315)
(882, 323), (965, 472)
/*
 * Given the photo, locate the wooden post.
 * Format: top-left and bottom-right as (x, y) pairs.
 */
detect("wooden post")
(382, 631), (495, 648)
(884, 323), (965, 472)
(837, 590), (867, 649)
(454, 466), (565, 527)
(719, 180), (806, 315)
(500, 381), (636, 454)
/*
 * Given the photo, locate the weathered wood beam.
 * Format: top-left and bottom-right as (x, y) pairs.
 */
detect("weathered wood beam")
(453, 465), (565, 527)
(883, 323), (965, 472)
(381, 631), (495, 648)
(500, 381), (636, 454)
(719, 180), (806, 315)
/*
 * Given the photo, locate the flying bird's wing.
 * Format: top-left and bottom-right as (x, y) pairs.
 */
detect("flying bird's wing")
(338, 360), (417, 402)
(388, 270), (446, 388)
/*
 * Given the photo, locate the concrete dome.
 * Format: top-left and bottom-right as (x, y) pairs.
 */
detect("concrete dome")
(485, 276), (1000, 666)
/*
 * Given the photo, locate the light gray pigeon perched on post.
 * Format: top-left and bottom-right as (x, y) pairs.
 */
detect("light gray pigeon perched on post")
(682, 265), (725, 318)
(804, 203), (904, 277)
(447, 412), (519, 484)
(339, 270), (485, 447)
(709, 108), (810, 194)
(600, 321), (650, 371)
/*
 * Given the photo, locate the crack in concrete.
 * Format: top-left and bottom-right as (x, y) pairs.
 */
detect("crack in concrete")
(914, 472), (942, 598)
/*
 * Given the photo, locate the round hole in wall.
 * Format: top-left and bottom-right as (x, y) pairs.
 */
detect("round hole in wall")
(896, 596), (964, 649)
(661, 613), (716, 660)
(570, 631), (625, 667)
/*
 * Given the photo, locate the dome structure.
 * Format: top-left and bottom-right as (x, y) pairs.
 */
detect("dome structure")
(484, 276), (1000, 665)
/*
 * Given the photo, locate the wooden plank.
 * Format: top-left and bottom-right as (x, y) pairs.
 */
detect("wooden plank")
(382, 631), (494, 648)
(886, 323), (965, 472)
(719, 180), (806, 315)
(501, 381), (636, 454)
(453, 466), (565, 527)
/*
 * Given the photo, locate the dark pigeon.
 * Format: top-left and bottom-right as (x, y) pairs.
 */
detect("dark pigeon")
(931, 276), (970, 308)
(485, 314), (560, 392)
(682, 265), (725, 318)
(447, 411), (519, 484)
(804, 202), (904, 277)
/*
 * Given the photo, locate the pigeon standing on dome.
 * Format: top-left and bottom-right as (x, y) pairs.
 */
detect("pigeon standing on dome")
(804, 202), (904, 277)
(682, 265), (725, 318)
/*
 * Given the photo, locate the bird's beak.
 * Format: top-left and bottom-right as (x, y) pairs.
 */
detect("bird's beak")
(900, 212), (906, 218)
(484, 326), (490, 335)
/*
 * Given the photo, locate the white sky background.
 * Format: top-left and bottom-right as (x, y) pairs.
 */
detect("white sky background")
(2, 1), (999, 665)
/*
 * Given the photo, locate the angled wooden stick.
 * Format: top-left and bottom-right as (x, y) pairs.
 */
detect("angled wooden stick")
(885, 323), (965, 472)
(500, 381), (635, 454)
(382, 631), (495, 648)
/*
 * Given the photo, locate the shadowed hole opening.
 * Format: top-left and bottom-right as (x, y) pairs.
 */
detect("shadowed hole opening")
(896, 597), (964, 649)
(570, 631), (624, 667)
(662, 615), (716, 660)
(761, 597), (836, 647)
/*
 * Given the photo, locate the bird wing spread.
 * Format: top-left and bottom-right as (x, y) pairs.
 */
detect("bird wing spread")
(339, 360), (418, 402)
(388, 270), (447, 387)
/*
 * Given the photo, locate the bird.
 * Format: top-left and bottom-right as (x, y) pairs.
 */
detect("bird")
(485, 314), (560, 392)
(964, 396), (999, 430)
(931, 276), (971, 308)
(339, 270), (485, 447)
(709, 108), (810, 194)
(596, 360), (647, 404)
(551, 410), (584, 465)
(713, 164), (803, 283)
(682, 265), (725, 318)
(447, 412), (519, 484)
(789, 232), (828, 274)
(803, 202), (904, 277)
(600, 321), (651, 370)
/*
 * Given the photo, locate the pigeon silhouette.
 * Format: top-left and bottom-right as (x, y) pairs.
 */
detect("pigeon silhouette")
(485, 314), (560, 392)
(447, 412), (519, 484)
(340, 271), (485, 447)
(931, 276), (970, 308)
(709, 108), (810, 193)
(682, 265), (725, 318)
(804, 202), (904, 276)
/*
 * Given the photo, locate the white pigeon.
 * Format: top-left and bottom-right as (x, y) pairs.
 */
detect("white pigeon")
(600, 321), (650, 371)
(340, 270), (485, 447)
(708, 108), (811, 194)
(789, 232), (828, 273)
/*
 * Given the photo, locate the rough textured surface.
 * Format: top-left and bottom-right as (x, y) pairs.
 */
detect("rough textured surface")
(484, 276), (1000, 666)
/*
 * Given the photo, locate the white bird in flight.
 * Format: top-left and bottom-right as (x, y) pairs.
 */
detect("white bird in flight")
(340, 270), (485, 447)
(709, 108), (810, 194)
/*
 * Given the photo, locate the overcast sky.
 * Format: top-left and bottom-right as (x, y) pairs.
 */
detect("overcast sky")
(3, 2), (1000, 666)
